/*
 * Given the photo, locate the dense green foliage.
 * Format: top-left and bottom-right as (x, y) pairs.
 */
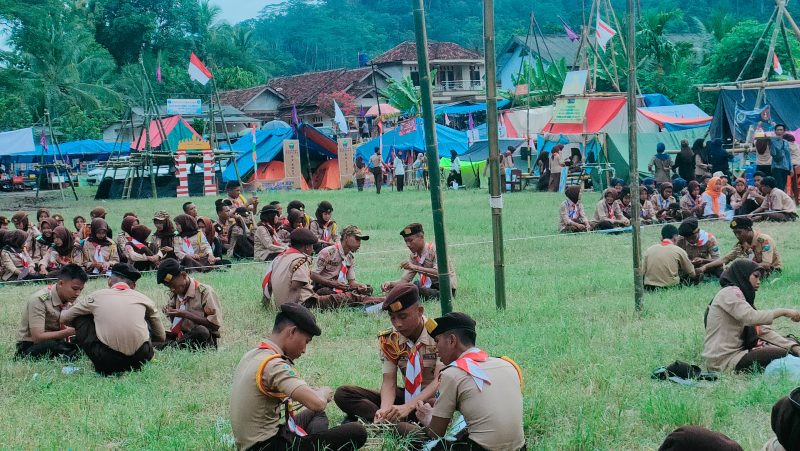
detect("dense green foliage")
(0, 0), (798, 137)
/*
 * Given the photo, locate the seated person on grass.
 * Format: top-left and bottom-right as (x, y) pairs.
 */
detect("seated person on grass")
(764, 389), (800, 451)
(642, 225), (696, 291)
(15, 264), (87, 360)
(700, 217), (782, 276)
(658, 426), (742, 451)
(702, 259), (800, 373)
(679, 181), (706, 219)
(382, 223), (457, 301)
(651, 182), (679, 222)
(559, 185), (590, 233)
(730, 177), (762, 217)
(311, 225), (375, 296)
(590, 189), (629, 230)
(749, 175), (798, 222)
(675, 218), (721, 278)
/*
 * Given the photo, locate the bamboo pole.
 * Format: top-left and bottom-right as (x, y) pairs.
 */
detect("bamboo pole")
(626, 0), (643, 313)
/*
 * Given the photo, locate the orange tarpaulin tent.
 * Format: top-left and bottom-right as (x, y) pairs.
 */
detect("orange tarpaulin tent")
(249, 161), (310, 190)
(310, 159), (341, 190)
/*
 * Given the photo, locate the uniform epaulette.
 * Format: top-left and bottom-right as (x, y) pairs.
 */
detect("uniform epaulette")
(290, 257), (308, 273)
(197, 283), (207, 295)
(37, 291), (49, 302)
(377, 328), (393, 337)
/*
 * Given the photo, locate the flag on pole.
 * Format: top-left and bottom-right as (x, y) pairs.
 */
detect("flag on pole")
(251, 124), (257, 165)
(156, 64), (162, 84)
(468, 113), (474, 130)
(773, 53), (784, 75)
(444, 113), (451, 126)
(595, 18), (617, 52)
(291, 104), (300, 128)
(377, 119), (384, 155)
(188, 52), (213, 86)
(559, 16), (579, 42)
(333, 100), (349, 135)
(39, 130), (48, 153)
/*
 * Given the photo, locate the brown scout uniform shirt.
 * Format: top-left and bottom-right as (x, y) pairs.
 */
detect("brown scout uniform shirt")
(17, 286), (67, 343)
(269, 251), (314, 306)
(167, 278), (223, 338)
(763, 188), (797, 214)
(559, 200), (589, 232)
(313, 244), (356, 284)
(309, 220), (340, 245)
(675, 231), (720, 261)
(230, 339), (308, 450)
(81, 240), (119, 274)
(1, 248), (35, 281)
(590, 199), (629, 227)
(380, 319), (443, 388)
(432, 355), (525, 451)
(173, 232), (213, 261)
(702, 286), (797, 371)
(722, 231), (782, 270)
(642, 241), (695, 287)
(399, 242), (458, 290)
(254, 225), (286, 261)
(61, 284), (165, 356)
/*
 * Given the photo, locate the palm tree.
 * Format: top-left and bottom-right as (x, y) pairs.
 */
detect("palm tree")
(380, 71), (437, 115)
(637, 9), (683, 70)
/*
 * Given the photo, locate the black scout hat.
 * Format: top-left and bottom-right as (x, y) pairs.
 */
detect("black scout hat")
(382, 282), (420, 312)
(730, 217), (753, 230)
(289, 228), (317, 246)
(400, 223), (423, 238)
(427, 312), (477, 338)
(110, 263), (141, 283)
(156, 258), (183, 285)
(279, 303), (321, 336)
(678, 218), (700, 237)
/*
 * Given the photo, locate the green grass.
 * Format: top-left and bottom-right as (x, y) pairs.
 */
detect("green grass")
(0, 186), (798, 450)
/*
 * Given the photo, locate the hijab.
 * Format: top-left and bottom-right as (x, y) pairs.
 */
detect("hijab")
(655, 142), (670, 160)
(52, 226), (74, 257)
(154, 216), (176, 240)
(37, 218), (58, 245)
(197, 217), (216, 243)
(678, 140), (693, 160)
(691, 138), (707, 162)
(734, 177), (748, 195)
(720, 259), (761, 307)
(672, 177), (687, 194)
(565, 185), (581, 204)
(88, 218), (113, 246)
(355, 155), (365, 169)
(4, 230), (27, 252)
(687, 180), (701, 198)
(771, 393), (800, 451)
(129, 225), (154, 256)
(174, 214), (199, 238)
(12, 211), (29, 231)
(121, 216), (139, 236)
(658, 426), (743, 451)
(659, 182), (673, 199)
(703, 176), (723, 215)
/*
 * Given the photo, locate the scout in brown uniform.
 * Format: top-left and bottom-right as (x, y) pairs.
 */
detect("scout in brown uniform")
(381, 224), (457, 301)
(701, 217), (783, 275)
(311, 225), (373, 296)
(265, 229), (381, 309)
(417, 312), (525, 451)
(11, 210), (39, 250)
(334, 283), (443, 425)
(81, 218), (119, 276)
(309, 201), (339, 254)
(642, 225), (697, 290)
(173, 214), (218, 269)
(60, 263), (165, 376)
(749, 175), (798, 222)
(590, 189), (630, 230)
(157, 258), (223, 349)
(15, 264), (87, 359)
(226, 180), (258, 213)
(229, 303), (367, 451)
(559, 186), (590, 233)
(676, 218), (721, 277)
(1, 229), (41, 281)
(253, 205), (286, 262)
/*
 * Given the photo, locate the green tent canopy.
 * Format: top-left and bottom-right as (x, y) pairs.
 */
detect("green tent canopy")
(602, 128), (708, 183)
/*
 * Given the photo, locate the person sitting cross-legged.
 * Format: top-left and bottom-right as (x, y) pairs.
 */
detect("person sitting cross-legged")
(749, 175), (798, 222)
(642, 225), (697, 291)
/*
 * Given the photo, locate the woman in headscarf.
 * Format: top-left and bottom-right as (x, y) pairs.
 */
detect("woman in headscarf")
(672, 139), (696, 182)
(730, 177), (761, 216)
(173, 213), (216, 270)
(82, 218), (118, 275)
(226, 207), (254, 259)
(701, 176), (727, 219)
(680, 180), (706, 218)
(254, 205), (287, 261)
(72, 215), (86, 242)
(197, 216), (227, 262)
(618, 186), (633, 219)
(707, 138), (733, 177)
(30, 218), (58, 270)
(764, 389), (800, 451)
(702, 259), (800, 372)
(11, 211), (39, 250)
(116, 215), (140, 262)
(40, 226), (82, 275)
(534, 150), (550, 192)
(590, 188), (630, 230)
(353, 155), (367, 191)
(548, 145), (564, 192)
(1, 229), (41, 281)
(277, 209), (306, 245)
(36, 208), (50, 223)
(691, 138), (711, 180)
(648, 142), (673, 183)
(309, 201), (339, 254)
(124, 224), (157, 271)
(559, 185), (590, 233)
(151, 210), (177, 262)
(638, 186), (656, 224)
(651, 182), (678, 222)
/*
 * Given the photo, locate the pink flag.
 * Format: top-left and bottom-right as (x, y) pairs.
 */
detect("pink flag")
(468, 113), (474, 130)
(156, 64), (163, 84)
(39, 130), (48, 153)
(188, 52), (213, 86)
(773, 53), (784, 75)
(444, 113), (451, 126)
(559, 16), (579, 42)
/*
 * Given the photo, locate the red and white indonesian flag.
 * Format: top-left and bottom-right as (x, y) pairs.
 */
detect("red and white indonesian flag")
(773, 53), (784, 75)
(595, 18), (617, 52)
(188, 52), (213, 86)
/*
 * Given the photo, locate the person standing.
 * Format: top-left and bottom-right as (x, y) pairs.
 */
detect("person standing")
(548, 145), (563, 192)
(642, 225), (697, 290)
(412, 153), (425, 190)
(60, 263), (165, 376)
(769, 124), (793, 189)
(229, 303), (367, 451)
(369, 148), (383, 194)
(449, 150), (462, 188)
(353, 155), (367, 192)
(416, 312), (525, 451)
(394, 151), (405, 192)
(673, 139), (695, 182)
(648, 143), (673, 184)
(15, 264), (86, 359)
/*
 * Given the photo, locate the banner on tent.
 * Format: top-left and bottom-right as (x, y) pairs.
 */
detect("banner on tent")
(0, 128), (34, 156)
(167, 99), (202, 115)
(734, 105), (772, 141)
(338, 138), (353, 189)
(553, 98), (589, 123)
(283, 140), (302, 189)
(561, 71), (588, 96)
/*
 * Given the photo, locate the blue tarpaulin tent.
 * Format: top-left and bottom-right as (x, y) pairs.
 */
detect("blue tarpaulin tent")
(356, 118), (468, 162)
(433, 100), (510, 115)
(710, 85), (800, 140)
(1, 140), (129, 164)
(642, 93), (674, 107)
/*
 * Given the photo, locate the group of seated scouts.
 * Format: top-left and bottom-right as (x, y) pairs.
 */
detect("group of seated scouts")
(559, 172), (797, 233)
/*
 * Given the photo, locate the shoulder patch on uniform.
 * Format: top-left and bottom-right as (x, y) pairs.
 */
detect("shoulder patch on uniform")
(757, 236), (766, 243)
(377, 328), (393, 337)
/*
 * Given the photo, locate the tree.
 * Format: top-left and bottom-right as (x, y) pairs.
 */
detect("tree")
(504, 58), (567, 106)
(318, 91), (357, 118)
(380, 75), (423, 115)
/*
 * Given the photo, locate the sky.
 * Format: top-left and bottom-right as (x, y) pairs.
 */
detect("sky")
(211, 0), (283, 24)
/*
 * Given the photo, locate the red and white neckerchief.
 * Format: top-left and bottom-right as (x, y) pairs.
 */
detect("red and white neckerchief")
(414, 243), (435, 289)
(660, 239), (672, 246)
(111, 282), (129, 291)
(266, 225), (282, 246)
(262, 248), (304, 298)
(170, 280), (198, 339)
(657, 195), (670, 210)
(605, 202), (616, 220)
(92, 243), (105, 274)
(180, 236), (196, 256)
(129, 238), (146, 251)
(322, 222), (332, 241)
(17, 251), (30, 269)
(450, 348), (491, 391)
(697, 230), (712, 247)
(404, 342), (424, 403)
(334, 243), (352, 292)
(567, 201), (578, 220)
(256, 342), (308, 437)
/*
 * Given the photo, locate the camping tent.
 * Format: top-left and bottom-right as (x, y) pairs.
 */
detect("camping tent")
(709, 85), (800, 140)
(310, 159), (341, 190)
(131, 115), (201, 151)
(603, 127), (709, 182)
(1, 140), (129, 164)
(250, 161), (311, 190)
(638, 104), (712, 131)
(355, 118), (468, 162)
(504, 105), (554, 138)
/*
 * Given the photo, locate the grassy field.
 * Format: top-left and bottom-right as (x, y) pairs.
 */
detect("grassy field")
(0, 185), (798, 450)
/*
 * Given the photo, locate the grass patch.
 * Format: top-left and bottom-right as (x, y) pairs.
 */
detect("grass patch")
(0, 186), (797, 449)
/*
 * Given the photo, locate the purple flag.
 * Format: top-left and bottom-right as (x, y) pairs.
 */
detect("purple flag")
(39, 130), (48, 153)
(156, 64), (163, 83)
(292, 104), (300, 127)
(559, 16), (579, 42)
(468, 113), (474, 130)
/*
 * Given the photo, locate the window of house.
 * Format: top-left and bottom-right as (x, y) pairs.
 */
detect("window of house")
(410, 66), (420, 86)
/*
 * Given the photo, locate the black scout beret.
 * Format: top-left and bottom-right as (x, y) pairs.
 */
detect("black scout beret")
(289, 228), (318, 246)
(280, 303), (321, 336)
(110, 263), (141, 283)
(382, 282), (420, 312)
(678, 218), (700, 237)
(730, 217), (753, 230)
(427, 312), (477, 337)
(156, 258), (182, 285)
(400, 223), (423, 238)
